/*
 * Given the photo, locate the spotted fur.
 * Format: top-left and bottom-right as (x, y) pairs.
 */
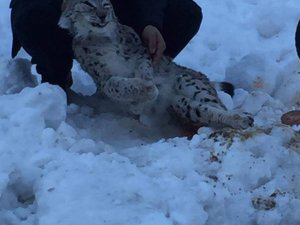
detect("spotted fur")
(59, 0), (254, 129)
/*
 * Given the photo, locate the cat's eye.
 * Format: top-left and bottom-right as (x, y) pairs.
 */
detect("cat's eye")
(82, 1), (96, 8)
(103, 3), (111, 9)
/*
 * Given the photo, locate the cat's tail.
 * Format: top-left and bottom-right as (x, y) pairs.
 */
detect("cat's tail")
(211, 81), (235, 97)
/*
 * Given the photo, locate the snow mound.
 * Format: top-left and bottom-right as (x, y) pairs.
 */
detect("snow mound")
(225, 54), (278, 94)
(0, 58), (38, 95)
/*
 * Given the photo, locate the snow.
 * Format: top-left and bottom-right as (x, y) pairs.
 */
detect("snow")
(0, 0), (300, 224)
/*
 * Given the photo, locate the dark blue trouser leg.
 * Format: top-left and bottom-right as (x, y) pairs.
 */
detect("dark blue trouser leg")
(10, 0), (73, 90)
(112, 0), (203, 58)
(162, 0), (202, 58)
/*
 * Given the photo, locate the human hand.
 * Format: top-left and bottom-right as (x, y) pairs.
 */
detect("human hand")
(142, 25), (166, 66)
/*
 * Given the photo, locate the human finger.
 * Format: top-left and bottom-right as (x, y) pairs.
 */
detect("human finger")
(152, 32), (166, 65)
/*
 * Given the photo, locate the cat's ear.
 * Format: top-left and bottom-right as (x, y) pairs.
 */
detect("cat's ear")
(61, 0), (67, 11)
(58, 15), (71, 29)
(58, 0), (72, 29)
(110, 5), (118, 23)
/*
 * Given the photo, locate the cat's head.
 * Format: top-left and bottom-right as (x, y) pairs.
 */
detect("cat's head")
(59, 0), (118, 37)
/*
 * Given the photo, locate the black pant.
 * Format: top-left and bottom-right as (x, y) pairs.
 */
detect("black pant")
(10, 0), (73, 90)
(113, 0), (202, 58)
(10, 0), (202, 90)
(296, 20), (300, 59)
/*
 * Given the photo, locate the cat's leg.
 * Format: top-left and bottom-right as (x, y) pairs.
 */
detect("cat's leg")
(174, 73), (226, 110)
(102, 76), (158, 103)
(171, 95), (254, 129)
(134, 59), (155, 81)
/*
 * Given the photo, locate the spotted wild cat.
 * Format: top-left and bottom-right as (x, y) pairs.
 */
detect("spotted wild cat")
(59, 0), (254, 129)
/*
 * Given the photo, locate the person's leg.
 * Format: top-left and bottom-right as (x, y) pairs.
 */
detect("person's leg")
(111, 0), (135, 28)
(296, 20), (300, 59)
(10, 0), (73, 91)
(112, 0), (202, 59)
(162, 0), (202, 58)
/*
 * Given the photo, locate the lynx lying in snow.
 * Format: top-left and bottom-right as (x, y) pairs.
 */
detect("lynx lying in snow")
(59, 0), (254, 129)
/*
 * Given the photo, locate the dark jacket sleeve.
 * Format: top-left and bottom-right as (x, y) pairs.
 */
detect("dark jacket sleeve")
(132, 0), (168, 34)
